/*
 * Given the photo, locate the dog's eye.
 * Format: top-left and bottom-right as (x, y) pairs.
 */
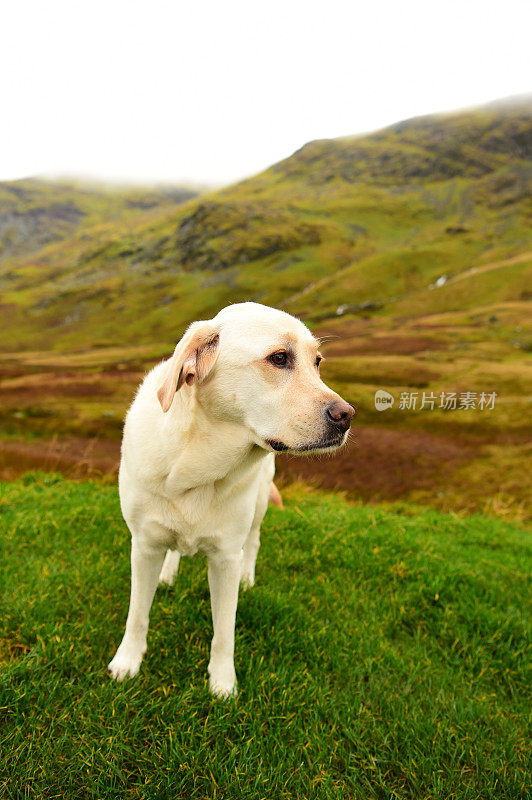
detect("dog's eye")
(269, 351), (289, 367)
(315, 355), (322, 369)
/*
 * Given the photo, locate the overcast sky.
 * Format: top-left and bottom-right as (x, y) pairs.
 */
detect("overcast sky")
(2, 0), (530, 186)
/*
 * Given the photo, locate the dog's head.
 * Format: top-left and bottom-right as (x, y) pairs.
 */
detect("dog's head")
(157, 302), (354, 454)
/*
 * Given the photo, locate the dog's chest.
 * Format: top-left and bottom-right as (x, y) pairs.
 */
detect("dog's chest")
(165, 485), (220, 555)
(150, 479), (256, 556)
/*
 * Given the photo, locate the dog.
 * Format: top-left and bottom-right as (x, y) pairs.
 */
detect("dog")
(108, 302), (354, 697)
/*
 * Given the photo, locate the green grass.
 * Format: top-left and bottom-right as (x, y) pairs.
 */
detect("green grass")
(1, 475), (530, 799)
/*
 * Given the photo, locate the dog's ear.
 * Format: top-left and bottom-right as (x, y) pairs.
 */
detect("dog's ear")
(157, 322), (220, 412)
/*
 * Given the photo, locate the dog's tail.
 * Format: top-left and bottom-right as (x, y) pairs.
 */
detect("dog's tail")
(268, 482), (283, 509)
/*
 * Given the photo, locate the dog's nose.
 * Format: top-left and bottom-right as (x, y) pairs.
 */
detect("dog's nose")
(326, 400), (355, 432)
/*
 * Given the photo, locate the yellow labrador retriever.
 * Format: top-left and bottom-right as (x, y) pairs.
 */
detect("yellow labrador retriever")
(109, 302), (354, 697)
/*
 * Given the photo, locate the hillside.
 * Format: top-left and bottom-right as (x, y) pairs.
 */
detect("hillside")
(0, 178), (198, 261)
(0, 95), (531, 517)
(1, 95), (530, 352)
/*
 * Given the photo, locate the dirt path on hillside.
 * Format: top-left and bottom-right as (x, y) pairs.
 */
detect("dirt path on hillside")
(443, 250), (532, 285)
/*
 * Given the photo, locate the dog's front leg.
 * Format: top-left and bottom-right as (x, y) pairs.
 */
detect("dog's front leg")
(108, 536), (165, 681)
(207, 551), (241, 698)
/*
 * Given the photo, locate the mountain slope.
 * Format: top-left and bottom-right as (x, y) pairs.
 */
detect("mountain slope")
(1, 96), (530, 353)
(0, 177), (198, 261)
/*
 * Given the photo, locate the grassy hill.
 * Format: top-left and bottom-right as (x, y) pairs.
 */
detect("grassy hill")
(0, 475), (529, 799)
(0, 95), (531, 517)
(2, 96), (530, 352)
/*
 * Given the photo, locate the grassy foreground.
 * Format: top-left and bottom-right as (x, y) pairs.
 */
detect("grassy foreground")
(0, 475), (530, 799)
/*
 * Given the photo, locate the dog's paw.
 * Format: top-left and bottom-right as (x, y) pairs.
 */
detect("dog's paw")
(240, 565), (255, 590)
(158, 566), (177, 586)
(159, 551), (180, 586)
(209, 675), (238, 699)
(208, 661), (238, 699)
(108, 646), (144, 681)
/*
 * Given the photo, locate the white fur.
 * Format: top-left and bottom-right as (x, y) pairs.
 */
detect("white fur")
(108, 302), (351, 697)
